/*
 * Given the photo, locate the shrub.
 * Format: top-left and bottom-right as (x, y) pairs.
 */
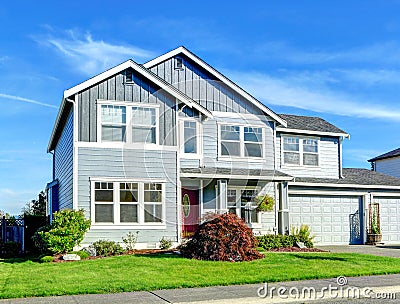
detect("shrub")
(40, 256), (54, 263)
(257, 225), (315, 250)
(159, 237), (172, 250)
(32, 209), (91, 254)
(92, 240), (124, 257)
(82, 245), (97, 257)
(291, 224), (315, 248)
(122, 231), (139, 251)
(71, 250), (90, 259)
(1, 241), (21, 258)
(180, 213), (264, 261)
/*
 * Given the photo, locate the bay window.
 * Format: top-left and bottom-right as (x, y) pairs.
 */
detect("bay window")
(283, 136), (319, 166)
(92, 180), (165, 226)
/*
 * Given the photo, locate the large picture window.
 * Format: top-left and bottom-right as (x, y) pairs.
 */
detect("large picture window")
(283, 136), (319, 166)
(92, 181), (164, 226)
(220, 125), (263, 158)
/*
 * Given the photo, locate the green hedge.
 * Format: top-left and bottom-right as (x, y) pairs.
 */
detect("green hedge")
(256, 232), (314, 250)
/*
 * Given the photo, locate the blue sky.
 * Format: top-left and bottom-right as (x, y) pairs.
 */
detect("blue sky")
(1, 1), (400, 214)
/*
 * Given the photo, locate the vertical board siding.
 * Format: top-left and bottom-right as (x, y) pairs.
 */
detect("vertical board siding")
(78, 147), (178, 244)
(149, 55), (264, 116)
(276, 134), (340, 179)
(375, 158), (400, 178)
(77, 70), (177, 146)
(54, 110), (74, 210)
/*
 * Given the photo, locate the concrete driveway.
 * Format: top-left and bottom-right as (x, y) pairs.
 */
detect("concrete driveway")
(317, 244), (400, 258)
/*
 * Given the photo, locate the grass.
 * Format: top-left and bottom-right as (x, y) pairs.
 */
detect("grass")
(1, 252), (400, 299)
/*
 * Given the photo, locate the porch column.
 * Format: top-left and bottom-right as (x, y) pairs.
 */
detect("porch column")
(217, 180), (228, 214)
(278, 182), (290, 235)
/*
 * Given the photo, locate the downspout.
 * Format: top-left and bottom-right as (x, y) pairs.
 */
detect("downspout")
(49, 151), (55, 180)
(339, 136), (343, 178)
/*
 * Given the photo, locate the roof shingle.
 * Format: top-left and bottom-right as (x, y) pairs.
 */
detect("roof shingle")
(279, 114), (347, 134)
(368, 148), (400, 162)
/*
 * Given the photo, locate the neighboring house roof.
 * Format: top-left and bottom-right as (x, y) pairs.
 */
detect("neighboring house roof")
(291, 168), (400, 188)
(277, 114), (349, 138)
(143, 46), (287, 127)
(48, 59), (212, 152)
(368, 147), (400, 162)
(180, 167), (293, 181)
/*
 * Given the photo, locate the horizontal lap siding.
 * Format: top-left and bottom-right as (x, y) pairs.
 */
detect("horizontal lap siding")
(375, 158), (400, 178)
(54, 110), (74, 210)
(78, 70), (177, 146)
(78, 147), (178, 244)
(277, 134), (339, 178)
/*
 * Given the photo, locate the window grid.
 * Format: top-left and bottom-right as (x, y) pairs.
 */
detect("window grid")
(101, 105), (126, 142)
(220, 125), (263, 158)
(283, 136), (319, 166)
(227, 188), (260, 224)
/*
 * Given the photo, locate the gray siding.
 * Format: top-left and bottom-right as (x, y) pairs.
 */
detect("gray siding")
(77, 147), (178, 244)
(149, 55), (264, 115)
(77, 70), (177, 146)
(375, 157), (400, 178)
(276, 134), (339, 178)
(54, 110), (74, 210)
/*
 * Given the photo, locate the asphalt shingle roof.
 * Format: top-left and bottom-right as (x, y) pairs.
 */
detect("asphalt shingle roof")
(279, 114), (347, 134)
(181, 167), (292, 179)
(294, 168), (400, 187)
(368, 148), (400, 162)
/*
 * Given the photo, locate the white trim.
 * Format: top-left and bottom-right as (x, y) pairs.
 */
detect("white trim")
(143, 46), (287, 127)
(180, 172), (293, 181)
(288, 189), (368, 196)
(277, 127), (350, 138)
(179, 117), (203, 159)
(289, 181), (400, 190)
(281, 135), (320, 167)
(76, 141), (178, 151)
(90, 225), (166, 230)
(372, 192), (400, 197)
(72, 96), (79, 210)
(96, 99), (161, 107)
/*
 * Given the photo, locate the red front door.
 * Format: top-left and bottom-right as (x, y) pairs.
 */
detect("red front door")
(182, 189), (199, 238)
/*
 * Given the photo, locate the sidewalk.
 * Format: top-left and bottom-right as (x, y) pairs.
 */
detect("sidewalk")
(1, 274), (400, 303)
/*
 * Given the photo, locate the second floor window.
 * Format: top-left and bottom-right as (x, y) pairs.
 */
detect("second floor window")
(132, 107), (156, 143)
(101, 105), (126, 142)
(183, 120), (198, 154)
(220, 125), (263, 158)
(283, 136), (319, 166)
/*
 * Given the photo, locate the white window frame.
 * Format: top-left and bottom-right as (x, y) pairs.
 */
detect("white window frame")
(218, 123), (264, 160)
(90, 179), (166, 229)
(282, 135), (320, 167)
(226, 186), (262, 229)
(99, 105), (127, 142)
(97, 101), (160, 146)
(180, 117), (202, 158)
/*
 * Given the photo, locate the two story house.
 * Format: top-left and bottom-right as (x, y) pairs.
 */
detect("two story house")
(47, 46), (400, 247)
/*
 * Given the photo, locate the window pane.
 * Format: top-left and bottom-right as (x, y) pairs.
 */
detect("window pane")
(303, 139), (318, 153)
(184, 121), (197, 153)
(132, 126), (156, 143)
(95, 189), (113, 202)
(120, 204), (138, 223)
(120, 190), (138, 202)
(250, 209), (259, 223)
(144, 204), (162, 222)
(303, 153), (319, 166)
(102, 126), (126, 142)
(241, 189), (257, 203)
(245, 143), (262, 157)
(221, 125), (240, 140)
(244, 127), (262, 142)
(101, 105), (126, 124)
(144, 183), (162, 202)
(221, 141), (240, 156)
(283, 137), (299, 151)
(284, 152), (300, 165)
(132, 107), (156, 126)
(95, 204), (114, 223)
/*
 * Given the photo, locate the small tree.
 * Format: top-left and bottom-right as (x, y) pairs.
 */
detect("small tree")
(180, 213), (264, 261)
(22, 191), (47, 216)
(32, 209), (91, 254)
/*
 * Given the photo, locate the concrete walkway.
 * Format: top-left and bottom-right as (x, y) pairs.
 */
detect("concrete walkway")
(317, 244), (400, 258)
(1, 274), (400, 303)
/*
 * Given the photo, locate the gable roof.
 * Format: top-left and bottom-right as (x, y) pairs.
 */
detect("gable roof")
(48, 59), (212, 152)
(277, 114), (349, 138)
(143, 46), (287, 127)
(292, 168), (400, 188)
(368, 147), (400, 162)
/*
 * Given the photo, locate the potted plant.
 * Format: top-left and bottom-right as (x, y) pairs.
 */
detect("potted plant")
(367, 202), (382, 245)
(254, 195), (275, 212)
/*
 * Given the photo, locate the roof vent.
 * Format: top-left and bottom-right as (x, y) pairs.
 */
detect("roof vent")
(125, 69), (133, 83)
(175, 57), (183, 70)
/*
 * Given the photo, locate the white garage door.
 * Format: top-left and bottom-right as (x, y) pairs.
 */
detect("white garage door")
(289, 195), (362, 245)
(374, 197), (400, 243)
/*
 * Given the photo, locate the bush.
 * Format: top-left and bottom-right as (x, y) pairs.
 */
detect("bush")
(122, 231), (139, 251)
(291, 224), (315, 248)
(257, 225), (315, 250)
(40, 256), (54, 263)
(159, 237), (172, 250)
(32, 209), (91, 254)
(82, 246), (97, 257)
(180, 213), (264, 261)
(92, 240), (124, 257)
(71, 250), (90, 259)
(0, 241), (21, 258)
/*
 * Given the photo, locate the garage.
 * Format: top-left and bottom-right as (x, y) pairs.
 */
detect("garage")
(289, 195), (363, 245)
(374, 197), (400, 243)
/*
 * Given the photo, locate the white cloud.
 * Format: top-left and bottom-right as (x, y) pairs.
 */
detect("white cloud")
(228, 71), (400, 121)
(0, 93), (57, 109)
(36, 30), (155, 75)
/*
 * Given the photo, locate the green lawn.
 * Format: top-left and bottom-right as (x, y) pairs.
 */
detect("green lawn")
(1, 252), (400, 299)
